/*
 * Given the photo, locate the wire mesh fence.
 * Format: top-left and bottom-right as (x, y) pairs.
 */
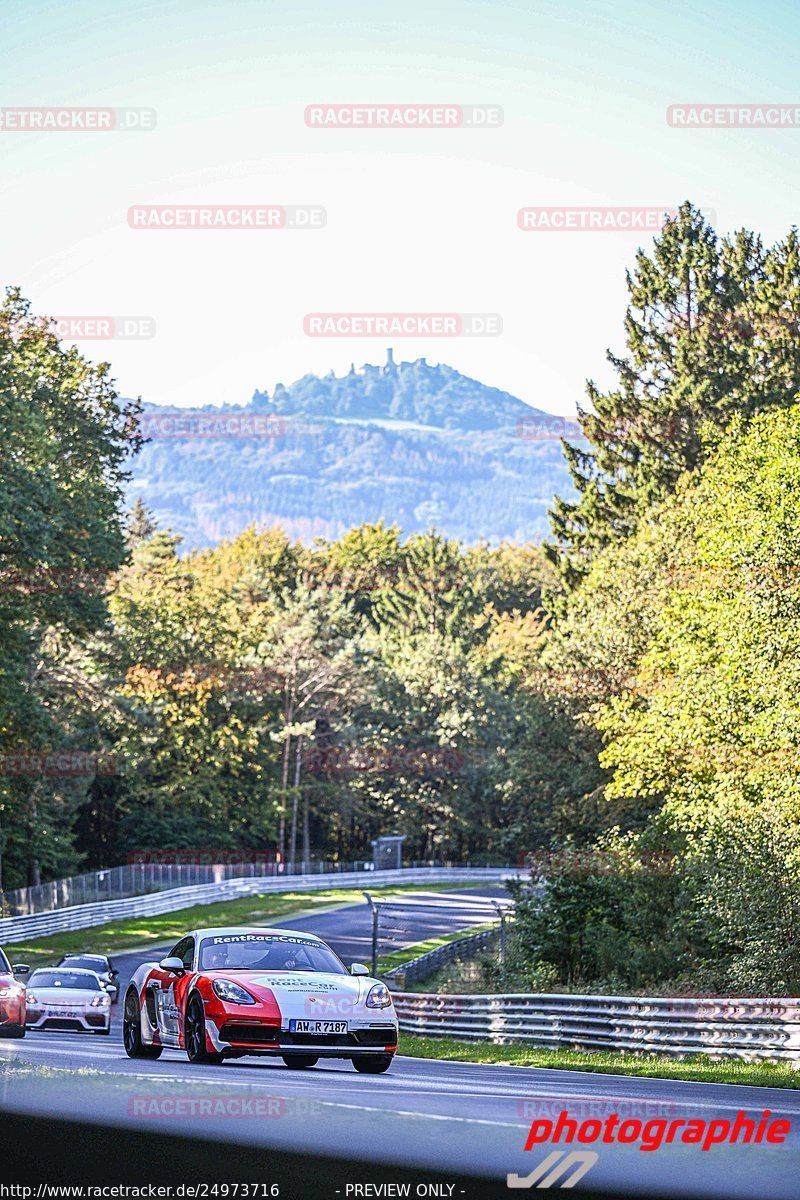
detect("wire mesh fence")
(1, 859), (515, 917)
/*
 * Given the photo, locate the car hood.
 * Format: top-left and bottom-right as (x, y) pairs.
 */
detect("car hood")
(30, 988), (101, 1003)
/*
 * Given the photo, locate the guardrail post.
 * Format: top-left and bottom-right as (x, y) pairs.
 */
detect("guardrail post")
(495, 902), (507, 980)
(363, 891), (378, 976)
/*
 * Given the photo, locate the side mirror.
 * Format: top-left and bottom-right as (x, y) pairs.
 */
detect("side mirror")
(158, 956), (185, 974)
(12, 964), (29, 975)
(350, 962), (370, 977)
(110, 970), (119, 978)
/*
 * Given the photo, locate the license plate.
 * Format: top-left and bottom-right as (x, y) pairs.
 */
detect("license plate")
(48, 1010), (80, 1019)
(289, 1019), (347, 1034)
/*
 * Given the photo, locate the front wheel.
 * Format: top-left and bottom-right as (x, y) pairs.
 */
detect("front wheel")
(282, 1055), (319, 1069)
(0, 1025), (25, 1039)
(123, 990), (162, 1059)
(353, 1055), (393, 1074)
(185, 996), (224, 1064)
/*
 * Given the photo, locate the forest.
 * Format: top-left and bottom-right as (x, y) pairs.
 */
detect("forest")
(4, 201), (800, 993)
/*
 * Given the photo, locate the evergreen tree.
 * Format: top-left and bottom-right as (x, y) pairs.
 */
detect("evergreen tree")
(548, 203), (800, 586)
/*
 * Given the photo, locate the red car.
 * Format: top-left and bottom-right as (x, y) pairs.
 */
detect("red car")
(0, 946), (27, 1038)
(124, 925), (398, 1071)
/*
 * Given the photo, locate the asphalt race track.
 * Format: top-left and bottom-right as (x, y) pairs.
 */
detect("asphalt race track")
(2, 888), (799, 1198)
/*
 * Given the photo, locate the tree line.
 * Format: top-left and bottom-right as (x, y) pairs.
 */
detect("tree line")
(4, 201), (800, 997)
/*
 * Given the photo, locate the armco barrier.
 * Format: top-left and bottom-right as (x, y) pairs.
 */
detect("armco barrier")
(0, 867), (517, 944)
(385, 926), (502, 986)
(391, 990), (800, 1064)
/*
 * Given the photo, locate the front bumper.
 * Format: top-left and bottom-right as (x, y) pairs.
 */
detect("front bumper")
(26, 1007), (110, 1032)
(208, 1017), (398, 1056)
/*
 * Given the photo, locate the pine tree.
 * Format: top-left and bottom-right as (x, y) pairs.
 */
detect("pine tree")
(126, 498), (157, 546)
(547, 203), (800, 587)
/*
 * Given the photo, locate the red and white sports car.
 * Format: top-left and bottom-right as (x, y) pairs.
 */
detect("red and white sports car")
(123, 926), (398, 1072)
(0, 945), (26, 1038)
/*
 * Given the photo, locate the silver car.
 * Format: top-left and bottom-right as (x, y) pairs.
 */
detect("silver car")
(55, 953), (119, 1002)
(25, 967), (112, 1034)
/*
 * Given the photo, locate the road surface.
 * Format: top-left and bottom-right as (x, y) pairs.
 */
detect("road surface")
(2, 887), (798, 1197)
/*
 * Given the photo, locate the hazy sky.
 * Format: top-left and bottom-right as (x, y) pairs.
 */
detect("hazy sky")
(2, 0), (799, 415)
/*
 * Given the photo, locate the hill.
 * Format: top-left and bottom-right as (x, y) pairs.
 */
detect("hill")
(127, 351), (577, 550)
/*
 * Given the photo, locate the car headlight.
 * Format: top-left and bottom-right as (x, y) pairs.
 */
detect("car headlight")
(212, 979), (257, 1005)
(26, 993), (39, 1006)
(0, 987), (20, 998)
(365, 983), (392, 1009)
(91, 995), (111, 1006)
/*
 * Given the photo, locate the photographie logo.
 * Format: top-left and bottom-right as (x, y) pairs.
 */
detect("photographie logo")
(128, 205), (326, 230)
(305, 103), (503, 129)
(136, 412), (286, 440)
(0, 107), (156, 131)
(523, 1107), (789, 1155)
(304, 313), (502, 337)
(667, 104), (800, 128)
(510, 1107), (791, 1188)
(518, 207), (683, 232)
(304, 745), (464, 776)
(0, 752), (116, 777)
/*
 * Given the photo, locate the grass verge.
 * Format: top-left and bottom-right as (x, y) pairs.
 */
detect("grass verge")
(9, 882), (493, 969)
(399, 1034), (800, 1088)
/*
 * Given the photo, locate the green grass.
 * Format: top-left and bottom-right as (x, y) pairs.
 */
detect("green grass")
(399, 1034), (800, 1088)
(376, 923), (494, 974)
(10, 882), (492, 970)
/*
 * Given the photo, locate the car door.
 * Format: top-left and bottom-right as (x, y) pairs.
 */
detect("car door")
(172, 937), (196, 1047)
(151, 937), (195, 1045)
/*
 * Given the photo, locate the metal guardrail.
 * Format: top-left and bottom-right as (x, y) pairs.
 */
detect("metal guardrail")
(391, 990), (800, 1063)
(0, 867), (518, 945)
(385, 926), (502, 986)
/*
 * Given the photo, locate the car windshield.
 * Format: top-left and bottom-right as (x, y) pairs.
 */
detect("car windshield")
(60, 955), (108, 971)
(0, 947), (10, 974)
(198, 933), (348, 975)
(29, 970), (101, 991)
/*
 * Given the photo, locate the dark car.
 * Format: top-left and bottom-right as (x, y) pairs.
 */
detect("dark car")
(55, 953), (119, 1002)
